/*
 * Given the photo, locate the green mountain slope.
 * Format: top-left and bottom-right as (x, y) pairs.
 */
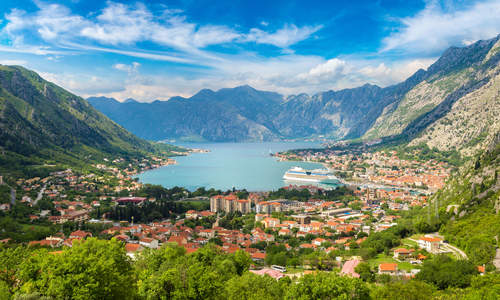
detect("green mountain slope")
(417, 133), (500, 266)
(0, 65), (175, 176)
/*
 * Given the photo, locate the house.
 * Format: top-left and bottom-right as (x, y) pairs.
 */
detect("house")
(125, 243), (144, 259)
(417, 237), (442, 253)
(278, 228), (291, 236)
(185, 210), (199, 219)
(29, 239), (63, 248)
(341, 259), (360, 278)
(393, 248), (411, 260)
(69, 230), (92, 239)
(168, 235), (188, 245)
(312, 238), (326, 246)
(139, 238), (158, 249)
(378, 263), (398, 275)
(262, 217), (280, 228)
(251, 252), (266, 262)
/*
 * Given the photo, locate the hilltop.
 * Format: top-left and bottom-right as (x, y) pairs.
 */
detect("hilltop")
(0, 65), (183, 177)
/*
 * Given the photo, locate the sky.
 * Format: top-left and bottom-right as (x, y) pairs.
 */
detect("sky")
(0, 0), (499, 102)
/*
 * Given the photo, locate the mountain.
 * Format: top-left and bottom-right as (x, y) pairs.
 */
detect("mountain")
(0, 65), (175, 176)
(88, 82), (417, 142)
(364, 36), (500, 155)
(89, 85), (282, 142)
(88, 36), (500, 149)
(421, 133), (500, 266)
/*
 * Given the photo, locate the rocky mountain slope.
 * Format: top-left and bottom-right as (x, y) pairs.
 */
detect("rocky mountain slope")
(407, 39), (500, 156)
(89, 80), (420, 142)
(88, 36), (500, 154)
(0, 65), (173, 176)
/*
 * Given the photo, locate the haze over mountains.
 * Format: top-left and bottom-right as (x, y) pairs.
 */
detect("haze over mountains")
(88, 35), (500, 152)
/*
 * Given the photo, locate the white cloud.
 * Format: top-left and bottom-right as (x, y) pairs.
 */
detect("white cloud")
(2, 1), (316, 53)
(38, 71), (126, 95)
(382, 0), (500, 54)
(91, 56), (436, 102)
(245, 24), (322, 48)
(298, 58), (348, 79)
(0, 59), (28, 66)
(113, 62), (140, 74)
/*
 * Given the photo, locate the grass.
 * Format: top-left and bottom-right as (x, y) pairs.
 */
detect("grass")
(366, 253), (418, 272)
(402, 238), (418, 247)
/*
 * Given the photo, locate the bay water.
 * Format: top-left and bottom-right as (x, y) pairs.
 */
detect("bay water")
(135, 142), (326, 191)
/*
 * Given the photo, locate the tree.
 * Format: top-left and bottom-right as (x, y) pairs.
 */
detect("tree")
(285, 272), (369, 300)
(370, 280), (437, 300)
(224, 273), (285, 300)
(0, 245), (32, 296)
(232, 250), (252, 275)
(354, 263), (375, 282)
(17, 238), (135, 299)
(416, 254), (478, 289)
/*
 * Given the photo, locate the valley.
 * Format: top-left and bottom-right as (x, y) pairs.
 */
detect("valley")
(0, 4), (499, 298)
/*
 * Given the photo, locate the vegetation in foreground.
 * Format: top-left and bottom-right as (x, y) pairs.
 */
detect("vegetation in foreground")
(1, 240), (499, 300)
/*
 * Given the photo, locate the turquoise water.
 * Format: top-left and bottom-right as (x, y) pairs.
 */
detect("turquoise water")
(136, 142), (328, 191)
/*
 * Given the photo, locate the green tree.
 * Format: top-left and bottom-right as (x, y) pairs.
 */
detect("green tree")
(224, 272), (285, 300)
(17, 238), (135, 299)
(370, 280), (437, 300)
(354, 263), (375, 282)
(416, 254), (478, 289)
(285, 272), (369, 300)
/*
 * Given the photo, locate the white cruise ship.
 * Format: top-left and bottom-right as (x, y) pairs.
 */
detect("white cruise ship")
(283, 167), (336, 183)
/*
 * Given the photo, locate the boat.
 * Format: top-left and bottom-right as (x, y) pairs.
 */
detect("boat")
(283, 167), (337, 183)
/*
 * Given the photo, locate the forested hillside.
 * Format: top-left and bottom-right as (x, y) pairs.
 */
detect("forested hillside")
(0, 65), (181, 177)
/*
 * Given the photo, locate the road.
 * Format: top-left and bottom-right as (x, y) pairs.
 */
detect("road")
(493, 249), (500, 271)
(34, 184), (47, 206)
(441, 243), (468, 260)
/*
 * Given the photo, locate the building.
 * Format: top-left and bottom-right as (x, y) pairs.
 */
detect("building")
(262, 217), (280, 228)
(49, 210), (89, 224)
(69, 230), (92, 239)
(378, 263), (398, 275)
(210, 195), (224, 212)
(393, 248), (412, 260)
(125, 243), (144, 259)
(236, 200), (251, 214)
(292, 215), (311, 225)
(210, 194), (251, 214)
(418, 237), (442, 253)
(139, 238), (159, 249)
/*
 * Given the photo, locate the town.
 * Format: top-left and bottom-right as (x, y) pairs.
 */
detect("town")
(1, 146), (478, 283)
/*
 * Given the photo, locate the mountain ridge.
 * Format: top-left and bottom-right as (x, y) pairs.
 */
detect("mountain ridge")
(88, 35), (500, 156)
(0, 65), (179, 177)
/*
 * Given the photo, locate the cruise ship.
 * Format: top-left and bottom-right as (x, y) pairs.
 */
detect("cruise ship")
(283, 167), (336, 183)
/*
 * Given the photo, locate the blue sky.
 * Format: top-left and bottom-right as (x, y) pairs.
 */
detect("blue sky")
(0, 0), (499, 101)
